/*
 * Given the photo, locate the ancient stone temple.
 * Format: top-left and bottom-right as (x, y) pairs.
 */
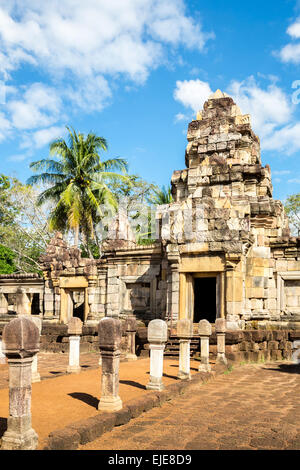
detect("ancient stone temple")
(0, 90), (299, 333)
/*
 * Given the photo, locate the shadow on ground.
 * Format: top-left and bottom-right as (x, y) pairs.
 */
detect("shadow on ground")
(119, 380), (146, 390)
(265, 364), (300, 374)
(68, 392), (99, 409)
(169, 364), (198, 372)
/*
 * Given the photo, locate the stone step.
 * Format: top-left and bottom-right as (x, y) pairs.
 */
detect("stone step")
(165, 336), (200, 357)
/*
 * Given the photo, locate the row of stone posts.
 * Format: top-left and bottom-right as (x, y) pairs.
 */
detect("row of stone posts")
(0, 313), (224, 450)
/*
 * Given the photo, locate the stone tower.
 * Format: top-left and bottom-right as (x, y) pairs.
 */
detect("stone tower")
(162, 90), (294, 328)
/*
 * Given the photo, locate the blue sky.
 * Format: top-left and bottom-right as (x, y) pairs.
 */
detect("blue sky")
(1, 0), (300, 202)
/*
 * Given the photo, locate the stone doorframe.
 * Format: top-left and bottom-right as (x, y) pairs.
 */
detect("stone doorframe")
(179, 271), (225, 322)
(59, 276), (89, 324)
(277, 271), (300, 314)
(119, 275), (157, 316)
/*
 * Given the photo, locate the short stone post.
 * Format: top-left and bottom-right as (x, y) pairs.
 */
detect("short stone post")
(125, 315), (137, 361)
(215, 318), (227, 365)
(177, 319), (193, 380)
(146, 319), (168, 391)
(31, 317), (42, 382)
(292, 340), (300, 364)
(67, 317), (83, 374)
(98, 317), (122, 411)
(15, 288), (31, 315)
(0, 292), (8, 315)
(1, 316), (40, 450)
(0, 336), (6, 364)
(198, 319), (212, 372)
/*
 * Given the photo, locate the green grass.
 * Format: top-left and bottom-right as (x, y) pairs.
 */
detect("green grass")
(224, 364), (234, 374)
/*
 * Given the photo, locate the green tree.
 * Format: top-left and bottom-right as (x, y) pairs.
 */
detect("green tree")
(150, 185), (173, 205)
(108, 174), (161, 245)
(0, 244), (16, 274)
(284, 193), (300, 236)
(0, 175), (51, 273)
(27, 127), (129, 253)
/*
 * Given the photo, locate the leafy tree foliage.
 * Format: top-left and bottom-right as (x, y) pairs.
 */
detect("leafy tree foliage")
(149, 185), (173, 205)
(0, 175), (51, 273)
(0, 244), (16, 274)
(27, 127), (129, 254)
(284, 193), (300, 236)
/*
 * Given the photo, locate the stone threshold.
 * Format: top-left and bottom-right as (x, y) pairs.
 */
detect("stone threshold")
(43, 362), (229, 450)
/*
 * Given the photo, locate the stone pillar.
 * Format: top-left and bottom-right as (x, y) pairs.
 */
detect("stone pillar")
(198, 319), (212, 372)
(0, 337), (6, 364)
(146, 319), (168, 391)
(292, 340), (300, 364)
(98, 317), (122, 412)
(15, 288), (31, 315)
(177, 319), (193, 380)
(31, 317), (42, 382)
(67, 317), (83, 374)
(125, 315), (137, 361)
(215, 318), (227, 365)
(0, 292), (8, 315)
(1, 316), (40, 450)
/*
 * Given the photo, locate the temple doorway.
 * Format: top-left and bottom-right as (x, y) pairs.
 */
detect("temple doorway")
(193, 277), (216, 323)
(68, 290), (85, 322)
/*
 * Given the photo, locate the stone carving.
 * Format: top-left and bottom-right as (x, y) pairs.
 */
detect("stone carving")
(1, 317), (40, 450)
(177, 318), (193, 339)
(146, 319), (168, 391)
(68, 317), (83, 336)
(67, 317), (83, 374)
(125, 314), (137, 361)
(98, 317), (122, 411)
(177, 319), (193, 380)
(198, 319), (212, 372)
(15, 288), (31, 315)
(148, 319), (168, 344)
(215, 318), (227, 365)
(198, 319), (212, 337)
(31, 317), (42, 382)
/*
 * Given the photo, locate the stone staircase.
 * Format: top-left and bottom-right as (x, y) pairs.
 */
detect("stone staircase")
(164, 333), (200, 358)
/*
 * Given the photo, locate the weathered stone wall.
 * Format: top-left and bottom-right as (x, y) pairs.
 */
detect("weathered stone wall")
(209, 329), (300, 363)
(1, 323), (150, 357)
(1, 91), (300, 330)
(103, 245), (166, 322)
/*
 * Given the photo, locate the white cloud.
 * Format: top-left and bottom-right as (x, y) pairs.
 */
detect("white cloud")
(0, 111), (12, 141)
(7, 82), (62, 130)
(278, 18), (300, 64)
(20, 125), (66, 150)
(0, 1), (214, 148)
(0, 1), (213, 83)
(173, 75), (300, 156)
(228, 76), (292, 139)
(287, 178), (300, 183)
(7, 153), (29, 162)
(173, 79), (212, 113)
(64, 76), (112, 113)
(31, 126), (66, 149)
(262, 123), (300, 154)
(174, 112), (191, 122)
(273, 170), (291, 175)
(279, 43), (300, 64)
(287, 19), (300, 38)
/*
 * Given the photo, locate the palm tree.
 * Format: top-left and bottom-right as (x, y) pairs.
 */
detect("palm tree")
(27, 127), (129, 250)
(151, 185), (173, 205)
